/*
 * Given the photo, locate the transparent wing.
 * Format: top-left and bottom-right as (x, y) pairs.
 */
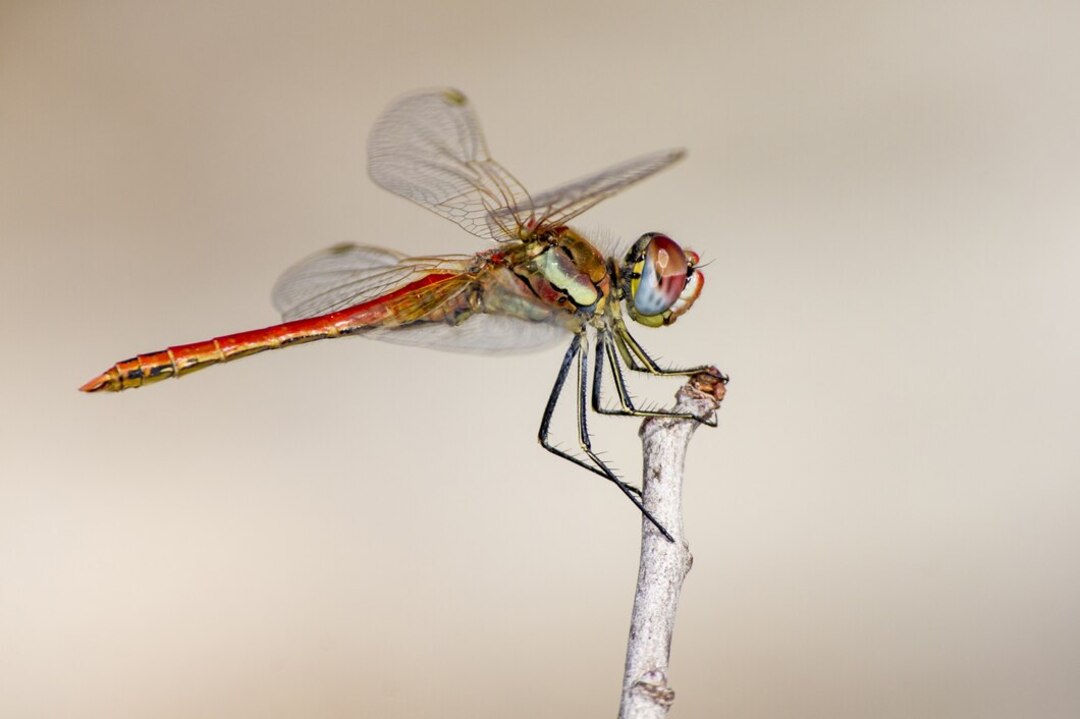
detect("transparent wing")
(363, 314), (567, 354)
(367, 88), (534, 243)
(367, 88), (686, 243)
(500, 148), (686, 230)
(271, 244), (567, 353)
(272, 243), (472, 321)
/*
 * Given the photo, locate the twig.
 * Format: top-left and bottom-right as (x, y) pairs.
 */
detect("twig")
(619, 370), (727, 719)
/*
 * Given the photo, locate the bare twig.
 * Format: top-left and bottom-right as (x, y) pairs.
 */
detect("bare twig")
(619, 370), (727, 719)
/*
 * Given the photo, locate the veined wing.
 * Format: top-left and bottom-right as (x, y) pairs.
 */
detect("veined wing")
(367, 88), (534, 243)
(367, 89), (686, 244)
(498, 148), (685, 230)
(363, 313), (566, 354)
(272, 244), (473, 321)
(271, 244), (566, 352)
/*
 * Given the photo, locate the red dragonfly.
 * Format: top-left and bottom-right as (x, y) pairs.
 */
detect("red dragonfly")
(81, 88), (723, 540)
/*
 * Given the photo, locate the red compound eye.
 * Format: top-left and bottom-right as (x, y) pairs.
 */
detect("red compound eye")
(632, 233), (689, 316)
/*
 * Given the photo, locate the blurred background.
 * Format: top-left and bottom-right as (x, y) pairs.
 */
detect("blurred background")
(2, 1), (1078, 717)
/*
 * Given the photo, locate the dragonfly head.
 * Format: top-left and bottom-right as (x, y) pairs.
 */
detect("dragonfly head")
(623, 233), (704, 328)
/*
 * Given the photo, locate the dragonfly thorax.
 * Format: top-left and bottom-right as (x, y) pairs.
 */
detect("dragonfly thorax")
(520, 228), (612, 315)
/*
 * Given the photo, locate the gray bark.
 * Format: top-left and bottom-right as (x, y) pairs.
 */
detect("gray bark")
(619, 371), (727, 719)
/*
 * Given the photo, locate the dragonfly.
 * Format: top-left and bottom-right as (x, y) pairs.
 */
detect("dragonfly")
(80, 88), (725, 541)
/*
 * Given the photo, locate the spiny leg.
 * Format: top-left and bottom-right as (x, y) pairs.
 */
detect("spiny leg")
(573, 339), (675, 541)
(602, 326), (722, 427)
(538, 333), (673, 541)
(592, 331), (698, 421)
(538, 334), (643, 499)
(613, 315), (727, 380)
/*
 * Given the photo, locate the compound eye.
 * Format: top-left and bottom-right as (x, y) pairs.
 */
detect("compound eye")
(632, 233), (689, 316)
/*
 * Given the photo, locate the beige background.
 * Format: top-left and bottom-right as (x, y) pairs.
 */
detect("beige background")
(2, 1), (1079, 717)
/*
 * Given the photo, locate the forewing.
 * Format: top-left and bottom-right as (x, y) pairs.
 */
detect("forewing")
(494, 148), (686, 230)
(367, 88), (534, 243)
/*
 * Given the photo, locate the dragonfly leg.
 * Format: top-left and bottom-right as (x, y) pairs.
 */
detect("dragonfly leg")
(592, 332), (699, 421)
(607, 321), (725, 427)
(538, 333), (673, 542)
(613, 317), (727, 380)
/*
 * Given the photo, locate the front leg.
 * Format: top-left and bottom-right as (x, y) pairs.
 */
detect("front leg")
(592, 331), (703, 422)
(597, 324), (725, 427)
(613, 317), (728, 381)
